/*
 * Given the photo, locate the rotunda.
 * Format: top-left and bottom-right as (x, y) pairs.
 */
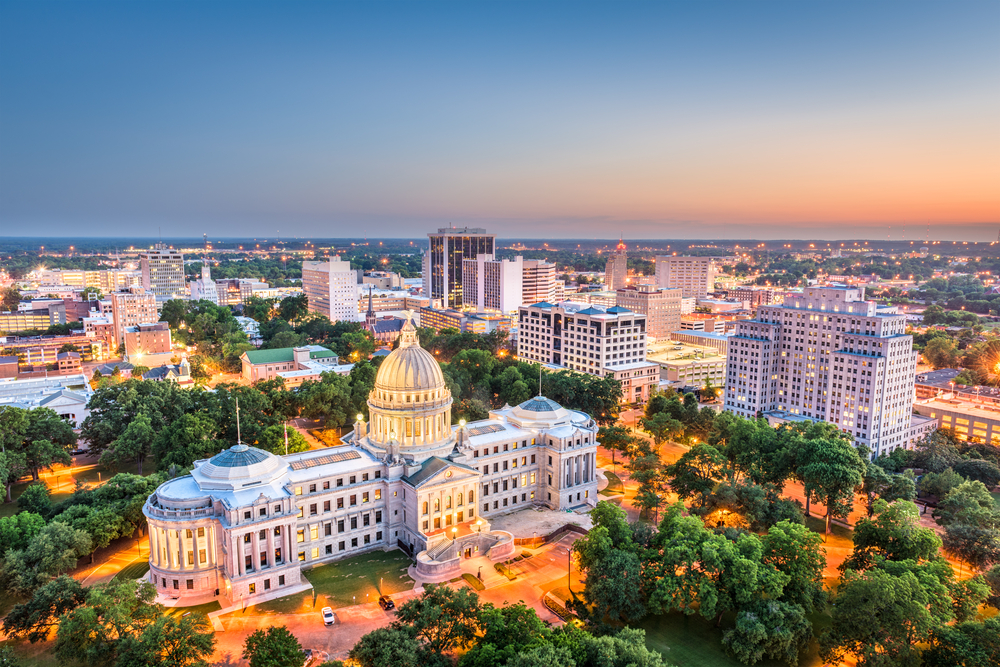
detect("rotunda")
(363, 319), (454, 461)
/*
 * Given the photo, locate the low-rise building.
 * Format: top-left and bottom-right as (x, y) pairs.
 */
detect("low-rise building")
(914, 398), (1000, 444)
(0, 374), (93, 427)
(0, 304), (67, 332)
(668, 331), (730, 355)
(124, 322), (172, 359)
(240, 345), (341, 383)
(56, 351), (82, 375)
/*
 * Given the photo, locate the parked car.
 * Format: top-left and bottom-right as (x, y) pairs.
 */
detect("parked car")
(321, 607), (336, 626)
(378, 595), (395, 611)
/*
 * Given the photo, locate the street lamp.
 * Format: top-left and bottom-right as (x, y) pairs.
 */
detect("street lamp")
(451, 527), (458, 542)
(476, 520), (482, 533)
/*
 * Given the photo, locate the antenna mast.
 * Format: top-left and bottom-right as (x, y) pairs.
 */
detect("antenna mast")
(235, 398), (242, 445)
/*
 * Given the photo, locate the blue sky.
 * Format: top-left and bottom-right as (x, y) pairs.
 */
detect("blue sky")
(1, 1), (998, 240)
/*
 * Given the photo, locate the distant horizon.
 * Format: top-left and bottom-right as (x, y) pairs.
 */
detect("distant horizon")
(2, 1), (997, 240)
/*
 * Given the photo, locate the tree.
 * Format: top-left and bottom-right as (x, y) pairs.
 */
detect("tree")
(934, 480), (998, 527)
(58, 343), (81, 354)
(923, 616), (1000, 667)
(81, 287), (103, 301)
(277, 294), (309, 323)
(115, 613), (216, 667)
(722, 600), (812, 667)
(1, 286), (21, 312)
(17, 482), (51, 516)
(152, 413), (222, 469)
(298, 373), (354, 427)
(54, 579), (161, 666)
(953, 458), (1000, 487)
(101, 412), (155, 474)
(761, 520), (827, 612)
(342, 331), (376, 361)
(923, 337), (961, 369)
(257, 424), (309, 455)
(242, 625), (303, 667)
(597, 425), (633, 475)
(641, 412), (683, 446)
(942, 523), (1000, 573)
(578, 547), (647, 623)
(985, 563), (1000, 608)
(842, 500), (942, 572)
(821, 567), (938, 667)
(2, 575), (87, 642)
(665, 444), (725, 508)
(349, 627), (420, 667)
(392, 586), (481, 658)
(920, 467), (964, 499)
(20, 408), (76, 480)
(3, 521), (92, 596)
(0, 511), (46, 554)
(459, 602), (551, 667)
(797, 432), (865, 534)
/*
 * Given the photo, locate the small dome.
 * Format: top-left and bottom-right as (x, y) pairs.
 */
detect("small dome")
(207, 444), (270, 468)
(518, 396), (564, 413)
(374, 320), (447, 395)
(196, 443), (288, 489)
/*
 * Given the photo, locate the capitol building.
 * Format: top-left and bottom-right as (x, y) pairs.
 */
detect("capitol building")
(143, 318), (600, 606)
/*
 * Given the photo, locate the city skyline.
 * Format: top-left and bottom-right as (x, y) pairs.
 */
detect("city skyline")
(1, 1), (997, 240)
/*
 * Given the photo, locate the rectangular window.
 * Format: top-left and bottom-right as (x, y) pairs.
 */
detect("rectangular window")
(323, 500), (331, 512)
(279, 575), (285, 586)
(295, 487), (302, 496)
(338, 541), (346, 551)
(364, 534), (371, 545)
(199, 549), (206, 564)
(310, 526), (319, 540)
(325, 523), (332, 536)
(264, 579), (271, 590)
(362, 492), (370, 503)
(375, 510), (382, 523)
(350, 495), (357, 506)
(374, 489), (381, 500)
(310, 504), (317, 516)
(351, 538), (358, 548)
(337, 478), (344, 487)
(362, 473), (369, 481)
(298, 551), (305, 562)
(309, 484), (316, 493)
(337, 497), (344, 509)
(297, 507), (304, 518)
(186, 579), (194, 590)
(323, 481), (330, 490)
(311, 547), (319, 559)
(363, 514), (370, 527)
(297, 529), (304, 543)
(187, 550), (194, 565)
(350, 475), (356, 484)
(338, 520), (345, 533)
(376, 531), (383, 541)
(351, 517), (358, 530)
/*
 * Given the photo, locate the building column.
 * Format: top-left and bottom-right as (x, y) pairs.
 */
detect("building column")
(167, 530), (178, 569)
(266, 528), (274, 568)
(191, 529), (200, 569)
(252, 530), (261, 572)
(236, 534), (245, 576)
(287, 523), (294, 561)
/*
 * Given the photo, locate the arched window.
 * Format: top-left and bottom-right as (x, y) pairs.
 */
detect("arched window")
(422, 502), (428, 515)
(434, 498), (440, 512)
(457, 493), (463, 506)
(446, 496), (452, 509)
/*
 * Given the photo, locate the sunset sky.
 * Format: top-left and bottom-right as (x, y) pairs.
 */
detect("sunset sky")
(1, 1), (998, 240)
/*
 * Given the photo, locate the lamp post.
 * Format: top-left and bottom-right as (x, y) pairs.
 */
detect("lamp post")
(476, 520), (482, 533)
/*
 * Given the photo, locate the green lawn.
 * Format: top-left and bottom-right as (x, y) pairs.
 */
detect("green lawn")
(165, 600), (221, 620)
(112, 561), (151, 583)
(252, 550), (415, 614)
(600, 471), (625, 497)
(639, 611), (826, 667)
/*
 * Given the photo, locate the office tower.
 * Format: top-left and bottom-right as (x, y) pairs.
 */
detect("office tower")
(190, 265), (219, 304)
(425, 227), (495, 308)
(140, 244), (186, 303)
(302, 256), (358, 322)
(723, 286), (918, 456)
(522, 259), (557, 305)
(729, 287), (775, 308)
(655, 256), (718, 298)
(616, 285), (683, 340)
(604, 238), (628, 291)
(110, 288), (159, 345)
(462, 254), (523, 313)
(517, 302), (659, 403)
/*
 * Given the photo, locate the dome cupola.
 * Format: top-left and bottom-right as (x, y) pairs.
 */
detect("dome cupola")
(364, 316), (454, 460)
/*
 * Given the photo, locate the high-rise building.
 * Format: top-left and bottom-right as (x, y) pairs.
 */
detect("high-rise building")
(723, 286), (918, 456)
(655, 256), (718, 298)
(729, 287), (776, 308)
(140, 244), (186, 303)
(522, 259), (556, 305)
(604, 239), (628, 291)
(425, 228), (495, 308)
(190, 265), (219, 304)
(462, 254), (523, 314)
(517, 302), (659, 403)
(616, 285), (682, 340)
(110, 288), (159, 346)
(302, 256), (358, 322)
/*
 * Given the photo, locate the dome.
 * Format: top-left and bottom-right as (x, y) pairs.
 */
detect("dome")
(194, 443), (288, 490)
(374, 320), (447, 394)
(507, 395), (580, 428)
(517, 396), (564, 413)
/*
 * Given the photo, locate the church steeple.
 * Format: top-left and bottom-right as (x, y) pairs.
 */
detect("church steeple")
(365, 285), (376, 331)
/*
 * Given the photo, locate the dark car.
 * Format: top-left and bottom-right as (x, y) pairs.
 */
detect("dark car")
(378, 595), (395, 611)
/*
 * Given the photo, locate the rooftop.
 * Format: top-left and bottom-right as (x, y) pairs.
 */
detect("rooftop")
(243, 345), (336, 365)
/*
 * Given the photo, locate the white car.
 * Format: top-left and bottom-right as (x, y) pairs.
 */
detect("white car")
(321, 607), (336, 626)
